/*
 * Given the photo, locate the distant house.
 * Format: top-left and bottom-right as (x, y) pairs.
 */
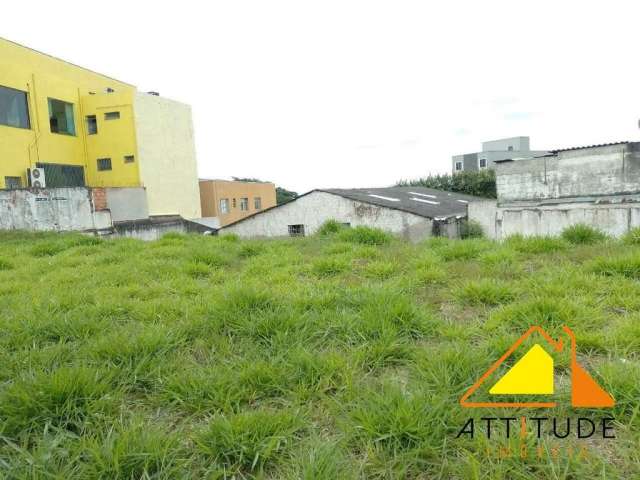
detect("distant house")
(199, 179), (277, 227)
(469, 142), (640, 239)
(452, 136), (548, 173)
(218, 186), (484, 241)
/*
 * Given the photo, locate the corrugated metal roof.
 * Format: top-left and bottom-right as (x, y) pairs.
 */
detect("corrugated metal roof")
(549, 141), (629, 154)
(321, 186), (484, 219)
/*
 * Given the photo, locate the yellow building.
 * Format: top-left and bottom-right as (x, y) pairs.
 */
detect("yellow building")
(199, 179), (277, 226)
(0, 37), (201, 218)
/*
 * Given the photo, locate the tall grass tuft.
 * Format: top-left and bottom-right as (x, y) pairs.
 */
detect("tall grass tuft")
(337, 226), (391, 245)
(561, 223), (607, 244)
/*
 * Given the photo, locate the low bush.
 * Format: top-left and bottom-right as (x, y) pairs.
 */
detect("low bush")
(460, 220), (484, 239)
(337, 226), (391, 245)
(317, 219), (347, 236)
(622, 227), (640, 245)
(561, 224), (607, 245)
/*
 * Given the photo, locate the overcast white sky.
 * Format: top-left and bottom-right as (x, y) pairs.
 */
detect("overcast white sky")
(4, 1), (640, 193)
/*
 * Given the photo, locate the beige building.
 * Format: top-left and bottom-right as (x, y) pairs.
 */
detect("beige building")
(199, 179), (277, 226)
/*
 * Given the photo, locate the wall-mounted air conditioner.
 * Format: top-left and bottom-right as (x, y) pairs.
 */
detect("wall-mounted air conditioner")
(28, 167), (46, 188)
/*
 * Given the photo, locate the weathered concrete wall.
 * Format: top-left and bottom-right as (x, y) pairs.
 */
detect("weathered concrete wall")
(113, 219), (186, 241)
(497, 143), (640, 202)
(221, 191), (433, 242)
(469, 198), (640, 240)
(105, 187), (149, 222)
(468, 199), (499, 239)
(0, 188), (110, 231)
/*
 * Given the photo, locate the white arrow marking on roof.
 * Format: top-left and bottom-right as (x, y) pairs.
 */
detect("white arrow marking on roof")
(408, 191), (437, 199)
(411, 197), (440, 205)
(368, 194), (400, 202)
(457, 199), (468, 203)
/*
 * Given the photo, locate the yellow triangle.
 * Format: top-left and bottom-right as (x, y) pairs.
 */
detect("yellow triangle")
(489, 344), (554, 395)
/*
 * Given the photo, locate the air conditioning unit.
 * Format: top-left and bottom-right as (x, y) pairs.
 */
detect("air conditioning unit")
(29, 167), (46, 189)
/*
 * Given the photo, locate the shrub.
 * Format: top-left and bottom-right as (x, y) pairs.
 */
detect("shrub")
(0, 258), (13, 270)
(397, 169), (497, 198)
(317, 219), (346, 236)
(460, 220), (484, 239)
(623, 227), (640, 245)
(561, 224), (607, 245)
(337, 226), (391, 245)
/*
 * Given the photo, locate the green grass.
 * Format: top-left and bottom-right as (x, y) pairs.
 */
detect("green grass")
(0, 229), (638, 478)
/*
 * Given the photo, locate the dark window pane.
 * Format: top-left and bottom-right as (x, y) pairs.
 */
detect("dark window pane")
(97, 158), (112, 171)
(35, 163), (85, 187)
(254, 197), (262, 210)
(4, 176), (22, 189)
(104, 111), (120, 120)
(288, 224), (305, 237)
(0, 85), (30, 129)
(86, 115), (97, 135)
(48, 98), (76, 135)
(124, 155), (135, 163)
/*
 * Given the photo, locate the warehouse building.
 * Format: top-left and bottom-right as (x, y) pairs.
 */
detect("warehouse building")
(469, 142), (640, 239)
(219, 186), (484, 241)
(0, 37), (201, 219)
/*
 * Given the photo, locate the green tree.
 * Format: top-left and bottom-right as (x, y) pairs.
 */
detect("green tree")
(397, 170), (496, 198)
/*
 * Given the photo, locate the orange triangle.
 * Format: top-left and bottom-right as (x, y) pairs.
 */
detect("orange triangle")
(571, 363), (615, 408)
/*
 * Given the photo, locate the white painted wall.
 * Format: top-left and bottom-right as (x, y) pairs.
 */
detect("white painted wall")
(134, 93), (202, 219)
(0, 188), (110, 231)
(221, 191), (433, 242)
(105, 187), (148, 222)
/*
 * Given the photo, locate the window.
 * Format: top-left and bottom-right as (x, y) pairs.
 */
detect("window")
(240, 197), (249, 211)
(254, 197), (262, 210)
(0, 85), (30, 129)
(219, 198), (230, 214)
(124, 155), (135, 163)
(48, 98), (76, 135)
(232, 198), (237, 208)
(479, 158), (488, 169)
(455, 161), (463, 172)
(4, 176), (22, 189)
(104, 111), (120, 120)
(86, 115), (97, 135)
(507, 146), (514, 151)
(288, 224), (305, 237)
(97, 158), (112, 171)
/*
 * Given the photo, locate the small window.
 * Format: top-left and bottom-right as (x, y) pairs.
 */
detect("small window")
(507, 146), (514, 151)
(288, 224), (305, 237)
(104, 111), (120, 120)
(48, 98), (76, 135)
(254, 197), (262, 210)
(342, 222), (351, 228)
(479, 158), (487, 169)
(219, 198), (230, 214)
(124, 155), (135, 163)
(97, 158), (112, 171)
(4, 176), (22, 189)
(455, 161), (463, 172)
(240, 197), (249, 211)
(0, 85), (30, 129)
(232, 198), (237, 208)
(86, 115), (97, 135)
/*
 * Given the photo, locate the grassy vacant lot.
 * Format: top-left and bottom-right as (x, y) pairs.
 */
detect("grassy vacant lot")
(0, 225), (639, 479)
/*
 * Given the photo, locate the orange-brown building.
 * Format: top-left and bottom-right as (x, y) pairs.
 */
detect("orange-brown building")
(199, 179), (277, 226)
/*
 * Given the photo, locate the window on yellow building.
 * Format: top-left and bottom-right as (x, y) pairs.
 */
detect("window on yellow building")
(104, 111), (120, 120)
(48, 98), (75, 135)
(254, 197), (262, 210)
(97, 158), (112, 171)
(124, 155), (135, 164)
(219, 198), (230, 214)
(240, 197), (249, 211)
(0, 85), (30, 129)
(4, 176), (22, 189)
(86, 115), (97, 135)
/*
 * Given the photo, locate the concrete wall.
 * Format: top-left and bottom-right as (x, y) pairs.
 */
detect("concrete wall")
(469, 198), (640, 240)
(0, 187), (110, 231)
(134, 93), (202, 219)
(221, 191), (433, 242)
(105, 187), (149, 222)
(496, 143), (640, 202)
